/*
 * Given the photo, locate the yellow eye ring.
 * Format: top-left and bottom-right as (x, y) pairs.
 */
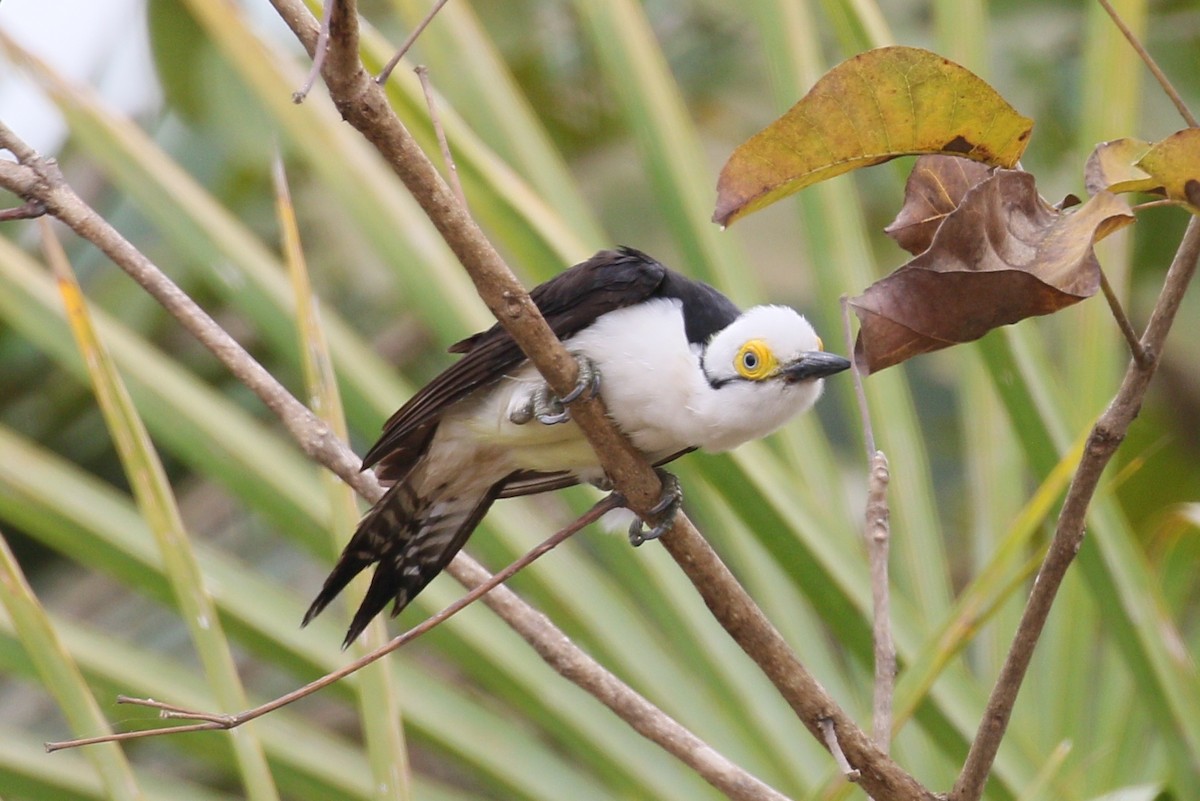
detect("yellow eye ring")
(734, 339), (778, 380)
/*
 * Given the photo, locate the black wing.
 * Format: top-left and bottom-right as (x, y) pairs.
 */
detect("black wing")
(363, 247), (673, 481)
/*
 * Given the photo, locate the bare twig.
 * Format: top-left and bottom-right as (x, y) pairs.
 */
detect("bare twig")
(0, 125), (39, 161)
(865, 451), (894, 754)
(415, 65), (467, 210)
(841, 298), (896, 756)
(1098, 270), (1148, 365)
(0, 110), (795, 801)
(376, 0), (453, 86)
(1096, 0), (1198, 128)
(49, 494), (617, 752)
(951, 216), (1200, 801)
(292, 0), (335, 103)
(0, 197), (46, 221)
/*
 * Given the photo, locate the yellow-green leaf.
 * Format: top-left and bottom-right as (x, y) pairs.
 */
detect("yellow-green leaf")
(713, 46), (1033, 226)
(1135, 129), (1200, 212)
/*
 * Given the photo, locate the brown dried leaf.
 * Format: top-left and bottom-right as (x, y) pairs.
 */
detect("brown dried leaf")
(851, 171), (1135, 373)
(884, 155), (992, 255)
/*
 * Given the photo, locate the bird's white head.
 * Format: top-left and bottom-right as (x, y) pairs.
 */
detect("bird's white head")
(695, 305), (850, 451)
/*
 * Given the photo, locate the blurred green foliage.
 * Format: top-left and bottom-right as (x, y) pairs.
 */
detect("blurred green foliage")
(0, 1), (1198, 799)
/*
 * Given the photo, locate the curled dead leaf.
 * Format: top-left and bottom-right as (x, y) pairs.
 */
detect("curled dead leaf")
(885, 155), (992, 256)
(851, 170), (1135, 373)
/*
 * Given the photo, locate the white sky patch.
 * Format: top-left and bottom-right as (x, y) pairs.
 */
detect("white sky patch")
(0, 0), (159, 154)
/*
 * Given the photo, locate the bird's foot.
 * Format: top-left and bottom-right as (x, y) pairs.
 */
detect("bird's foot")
(509, 353), (601, 426)
(624, 470), (683, 547)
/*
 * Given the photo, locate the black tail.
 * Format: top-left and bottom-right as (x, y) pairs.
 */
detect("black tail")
(303, 481), (502, 648)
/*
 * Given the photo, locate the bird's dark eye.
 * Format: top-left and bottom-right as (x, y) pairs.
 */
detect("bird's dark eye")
(742, 351), (759, 370)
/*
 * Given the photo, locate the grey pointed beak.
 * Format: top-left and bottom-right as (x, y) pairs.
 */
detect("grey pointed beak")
(780, 351), (852, 383)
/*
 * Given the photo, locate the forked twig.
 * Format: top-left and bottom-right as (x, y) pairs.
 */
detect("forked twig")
(47, 494), (619, 753)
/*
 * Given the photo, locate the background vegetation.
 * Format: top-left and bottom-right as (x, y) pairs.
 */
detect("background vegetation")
(0, 0), (1197, 799)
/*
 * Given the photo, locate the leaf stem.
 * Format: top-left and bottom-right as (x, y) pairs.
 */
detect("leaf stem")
(1099, 269), (1148, 366)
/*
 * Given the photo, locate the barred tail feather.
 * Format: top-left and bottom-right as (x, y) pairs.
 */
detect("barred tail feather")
(301, 482), (420, 629)
(303, 480), (503, 648)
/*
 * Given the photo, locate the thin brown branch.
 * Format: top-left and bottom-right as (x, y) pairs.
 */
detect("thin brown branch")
(96, 494), (792, 801)
(1, 94), (802, 801)
(951, 216), (1200, 801)
(0, 123), (39, 161)
(117, 696), (233, 725)
(0, 197), (46, 221)
(375, 0), (452, 86)
(1099, 269), (1148, 365)
(281, 2), (938, 798)
(415, 65), (467, 210)
(1096, 0), (1198, 128)
(48, 495), (618, 753)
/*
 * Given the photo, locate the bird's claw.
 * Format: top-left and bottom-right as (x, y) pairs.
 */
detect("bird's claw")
(627, 471), (683, 547)
(509, 354), (601, 426)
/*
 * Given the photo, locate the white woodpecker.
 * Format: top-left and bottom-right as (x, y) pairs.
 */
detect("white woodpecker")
(305, 247), (851, 645)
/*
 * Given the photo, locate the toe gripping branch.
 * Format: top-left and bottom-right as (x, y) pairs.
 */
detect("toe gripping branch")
(514, 353), (601, 426)
(623, 470), (683, 547)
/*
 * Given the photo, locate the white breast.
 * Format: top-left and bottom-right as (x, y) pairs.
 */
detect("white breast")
(566, 298), (713, 458)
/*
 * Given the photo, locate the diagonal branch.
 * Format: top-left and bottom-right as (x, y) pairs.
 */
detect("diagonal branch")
(0, 122), (791, 801)
(950, 217), (1200, 801)
(266, 1), (934, 798)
